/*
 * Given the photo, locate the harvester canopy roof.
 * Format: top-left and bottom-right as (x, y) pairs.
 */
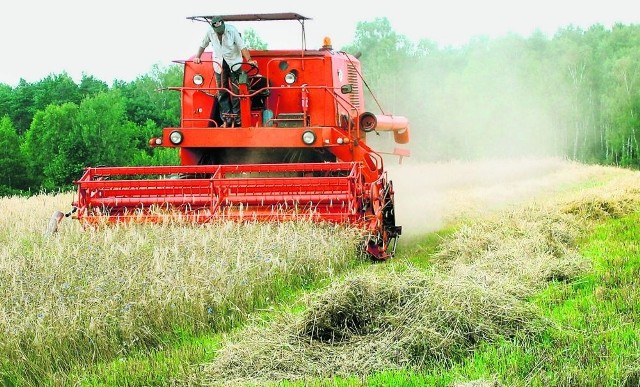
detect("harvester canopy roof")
(187, 13), (310, 24)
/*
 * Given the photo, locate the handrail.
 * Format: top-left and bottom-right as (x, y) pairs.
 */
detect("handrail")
(177, 55), (366, 144)
(179, 84), (360, 131)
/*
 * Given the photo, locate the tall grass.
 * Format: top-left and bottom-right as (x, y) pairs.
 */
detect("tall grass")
(192, 205), (587, 385)
(189, 167), (640, 385)
(0, 192), (363, 385)
(3, 161), (639, 385)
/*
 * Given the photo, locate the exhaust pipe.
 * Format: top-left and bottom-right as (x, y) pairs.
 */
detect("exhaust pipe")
(358, 112), (410, 144)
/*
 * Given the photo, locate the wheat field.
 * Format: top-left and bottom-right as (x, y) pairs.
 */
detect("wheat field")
(1, 157), (639, 385)
(0, 192), (362, 383)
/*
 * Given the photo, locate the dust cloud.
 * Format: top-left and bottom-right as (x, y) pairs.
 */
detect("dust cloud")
(385, 157), (612, 236)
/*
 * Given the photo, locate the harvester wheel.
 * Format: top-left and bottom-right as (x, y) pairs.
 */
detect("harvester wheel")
(364, 180), (401, 261)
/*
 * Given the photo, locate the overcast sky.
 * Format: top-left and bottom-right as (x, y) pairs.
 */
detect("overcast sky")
(1, 0), (638, 87)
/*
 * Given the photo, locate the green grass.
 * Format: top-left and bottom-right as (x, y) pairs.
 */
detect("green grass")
(415, 210), (640, 386)
(63, 335), (222, 386)
(252, 209), (640, 387)
(396, 226), (458, 268)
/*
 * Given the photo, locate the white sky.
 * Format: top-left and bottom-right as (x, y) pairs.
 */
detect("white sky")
(0, 0), (638, 87)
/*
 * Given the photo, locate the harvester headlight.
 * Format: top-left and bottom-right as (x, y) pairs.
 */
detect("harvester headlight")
(193, 74), (204, 86)
(284, 70), (297, 84)
(302, 130), (316, 145)
(169, 130), (184, 145)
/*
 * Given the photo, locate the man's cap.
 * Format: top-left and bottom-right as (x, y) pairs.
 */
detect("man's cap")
(210, 16), (225, 34)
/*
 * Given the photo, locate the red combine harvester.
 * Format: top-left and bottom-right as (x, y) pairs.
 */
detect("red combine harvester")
(68, 13), (410, 260)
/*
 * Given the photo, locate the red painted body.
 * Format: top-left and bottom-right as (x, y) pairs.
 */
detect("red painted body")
(72, 13), (410, 260)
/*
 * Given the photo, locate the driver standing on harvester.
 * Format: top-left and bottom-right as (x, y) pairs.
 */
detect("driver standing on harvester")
(193, 15), (257, 127)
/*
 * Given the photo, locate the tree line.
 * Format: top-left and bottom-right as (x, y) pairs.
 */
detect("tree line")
(1, 20), (640, 195)
(0, 65), (182, 195)
(347, 19), (640, 168)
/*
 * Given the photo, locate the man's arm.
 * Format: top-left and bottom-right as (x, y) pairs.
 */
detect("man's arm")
(241, 47), (257, 65)
(193, 46), (206, 64)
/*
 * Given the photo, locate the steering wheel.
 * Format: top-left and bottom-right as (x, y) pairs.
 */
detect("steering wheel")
(230, 61), (259, 77)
